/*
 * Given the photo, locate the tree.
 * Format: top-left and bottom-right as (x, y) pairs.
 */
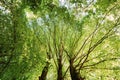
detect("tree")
(0, 0), (120, 80)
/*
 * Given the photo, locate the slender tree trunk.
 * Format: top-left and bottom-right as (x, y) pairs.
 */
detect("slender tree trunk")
(39, 61), (50, 80)
(39, 52), (51, 80)
(69, 60), (85, 80)
(57, 43), (64, 80)
(57, 57), (63, 80)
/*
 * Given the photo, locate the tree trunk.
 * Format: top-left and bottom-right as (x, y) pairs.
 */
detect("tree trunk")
(69, 60), (85, 80)
(57, 43), (64, 80)
(57, 58), (63, 80)
(39, 62), (50, 80)
(39, 52), (51, 80)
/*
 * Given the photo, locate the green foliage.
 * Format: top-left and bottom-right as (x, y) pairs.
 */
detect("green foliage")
(0, 0), (120, 80)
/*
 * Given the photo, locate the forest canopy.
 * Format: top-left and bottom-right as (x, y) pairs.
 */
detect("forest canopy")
(0, 0), (120, 80)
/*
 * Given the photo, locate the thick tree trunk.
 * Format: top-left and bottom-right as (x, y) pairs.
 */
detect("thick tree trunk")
(57, 58), (63, 80)
(69, 60), (85, 80)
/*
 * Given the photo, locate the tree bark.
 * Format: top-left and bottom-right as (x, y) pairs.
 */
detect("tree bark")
(39, 52), (51, 80)
(57, 43), (64, 80)
(39, 61), (50, 80)
(57, 58), (63, 80)
(69, 60), (85, 80)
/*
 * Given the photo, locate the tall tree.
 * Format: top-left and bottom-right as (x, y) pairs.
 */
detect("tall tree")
(0, 0), (120, 80)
